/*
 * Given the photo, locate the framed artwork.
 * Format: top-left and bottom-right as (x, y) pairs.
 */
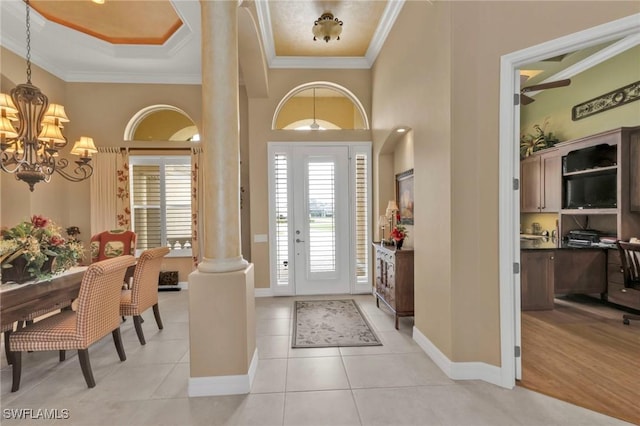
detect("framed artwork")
(396, 169), (414, 225)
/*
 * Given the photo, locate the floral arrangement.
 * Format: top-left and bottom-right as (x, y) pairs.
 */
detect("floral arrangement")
(390, 224), (408, 241)
(520, 118), (560, 158)
(0, 215), (84, 282)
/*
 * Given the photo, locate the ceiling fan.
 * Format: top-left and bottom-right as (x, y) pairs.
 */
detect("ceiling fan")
(520, 78), (571, 105)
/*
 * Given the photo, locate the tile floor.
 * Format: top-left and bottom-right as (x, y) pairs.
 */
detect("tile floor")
(0, 290), (631, 425)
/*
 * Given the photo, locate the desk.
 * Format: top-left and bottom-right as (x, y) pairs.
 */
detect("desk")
(1, 267), (87, 327)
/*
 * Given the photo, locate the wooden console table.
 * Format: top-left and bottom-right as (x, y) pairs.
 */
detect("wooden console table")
(373, 243), (414, 329)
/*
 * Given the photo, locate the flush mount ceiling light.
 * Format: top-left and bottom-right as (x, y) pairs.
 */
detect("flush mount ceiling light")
(0, 0), (97, 191)
(312, 12), (343, 43)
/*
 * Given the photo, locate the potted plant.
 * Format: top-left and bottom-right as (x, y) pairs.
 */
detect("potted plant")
(520, 118), (560, 158)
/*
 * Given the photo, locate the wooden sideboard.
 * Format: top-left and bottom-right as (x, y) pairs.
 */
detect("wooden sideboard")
(373, 243), (414, 329)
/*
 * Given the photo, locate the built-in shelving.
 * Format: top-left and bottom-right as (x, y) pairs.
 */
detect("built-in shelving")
(562, 165), (617, 177)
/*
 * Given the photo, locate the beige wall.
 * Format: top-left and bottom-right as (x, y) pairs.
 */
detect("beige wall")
(372, 1), (639, 364)
(521, 45), (640, 141)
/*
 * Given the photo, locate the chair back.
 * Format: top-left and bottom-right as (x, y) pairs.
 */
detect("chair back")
(130, 247), (170, 312)
(75, 255), (136, 346)
(617, 241), (640, 288)
(90, 230), (137, 263)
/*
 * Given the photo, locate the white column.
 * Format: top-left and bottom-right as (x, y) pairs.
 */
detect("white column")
(188, 0), (256, 397)
(198, 0), (248, 273)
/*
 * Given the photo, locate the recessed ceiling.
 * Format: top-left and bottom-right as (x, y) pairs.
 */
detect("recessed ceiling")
(29, 0), (182, 45)
(0, 0), (407, 83)
(269, 1), (387, 57)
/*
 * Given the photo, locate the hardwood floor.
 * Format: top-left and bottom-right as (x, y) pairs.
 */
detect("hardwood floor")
(519, 296), (640, 425)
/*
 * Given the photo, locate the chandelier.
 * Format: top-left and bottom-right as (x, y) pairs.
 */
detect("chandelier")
(0, 0), (97, 192)
(312, 12), (343, 43)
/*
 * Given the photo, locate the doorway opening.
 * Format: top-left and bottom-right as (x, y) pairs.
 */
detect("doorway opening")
(498, 14), (640, 388)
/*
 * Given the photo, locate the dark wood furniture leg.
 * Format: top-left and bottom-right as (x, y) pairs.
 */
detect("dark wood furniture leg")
(152, 304), (163, 330)
(78, 349), (96, 388)
(59, 350), (66, 362)
(11, 351), (22, 392)
(133, 315), (146, 345)
(112, 328), (126, 361)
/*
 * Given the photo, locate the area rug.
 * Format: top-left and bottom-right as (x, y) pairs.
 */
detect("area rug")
(292, 299), (382, 348)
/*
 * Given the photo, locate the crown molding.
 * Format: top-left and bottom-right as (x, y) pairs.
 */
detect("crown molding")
(365, 0), (405, 66)
(269, 56), (372, 69)
(254, 0), (276, 66)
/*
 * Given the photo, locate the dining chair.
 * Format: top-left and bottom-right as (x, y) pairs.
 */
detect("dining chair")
(616, 240), (640, 325)
(121, 247), (170, 345)
(8, 255), (135, 392)
(90, 229), (137, 264)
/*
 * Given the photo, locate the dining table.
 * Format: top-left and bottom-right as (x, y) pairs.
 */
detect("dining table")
(1, 267), (88, 328)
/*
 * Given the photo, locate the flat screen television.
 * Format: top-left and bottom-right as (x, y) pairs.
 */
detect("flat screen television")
(564, 171), (617, 209)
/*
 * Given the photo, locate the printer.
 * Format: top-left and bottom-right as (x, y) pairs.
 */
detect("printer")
(566, 229), (601, 247)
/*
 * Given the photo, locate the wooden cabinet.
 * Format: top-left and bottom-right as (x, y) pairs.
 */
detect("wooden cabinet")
(553, 249), (606, 295)
(606, 249), (640, 310)
(520, 150), (561, 213)
(373, 243), (414, 329)
(521, 248), (606, 311)
(521, 250), (555, 310)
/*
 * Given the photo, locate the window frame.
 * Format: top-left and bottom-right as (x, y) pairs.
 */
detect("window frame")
(129, 155), (192, 258)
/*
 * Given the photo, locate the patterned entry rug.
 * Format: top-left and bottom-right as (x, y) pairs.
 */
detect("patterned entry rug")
(292, 299), (382, 348)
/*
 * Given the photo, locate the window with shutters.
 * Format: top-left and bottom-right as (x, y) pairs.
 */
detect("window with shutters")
(129, 156), (192, 255)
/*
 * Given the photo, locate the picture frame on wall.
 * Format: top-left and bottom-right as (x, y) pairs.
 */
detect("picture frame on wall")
(396, 169), (414, 225)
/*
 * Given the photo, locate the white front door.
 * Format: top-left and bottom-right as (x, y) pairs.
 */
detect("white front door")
(269, 143), (371, 296)
(292, 146), (350, 294)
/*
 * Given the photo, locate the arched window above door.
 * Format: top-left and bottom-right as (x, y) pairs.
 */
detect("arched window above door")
(273, 82), (369, 130)
(124, 105), (199, 141)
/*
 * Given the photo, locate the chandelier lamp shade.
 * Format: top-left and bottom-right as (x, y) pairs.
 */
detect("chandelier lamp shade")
(312, 12), (343, 43)
(0, 0), (97, 192)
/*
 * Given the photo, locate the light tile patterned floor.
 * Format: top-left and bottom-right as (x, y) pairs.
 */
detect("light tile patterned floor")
(0, 291), (630, 425)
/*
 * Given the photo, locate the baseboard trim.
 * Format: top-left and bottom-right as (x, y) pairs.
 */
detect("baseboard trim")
(412, 326), (505, 388)
(255, 288), (274, 298)
(188, 348), (259, 397)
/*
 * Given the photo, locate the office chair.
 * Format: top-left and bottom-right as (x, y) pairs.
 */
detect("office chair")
(616, 241), (640, 325)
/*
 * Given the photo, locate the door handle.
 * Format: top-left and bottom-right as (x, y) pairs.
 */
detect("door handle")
(296, 238), (305, 243)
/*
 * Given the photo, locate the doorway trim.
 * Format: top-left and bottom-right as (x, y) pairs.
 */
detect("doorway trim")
(498, 13), (640, 388)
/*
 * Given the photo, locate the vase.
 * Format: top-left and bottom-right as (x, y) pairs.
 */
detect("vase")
(395, 239), (404, 250)
(1, 256), (54, 284)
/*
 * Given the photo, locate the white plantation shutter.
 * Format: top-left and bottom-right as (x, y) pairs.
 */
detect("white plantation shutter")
(165, 164), (192, 246)
(355, 154), (368, 278)
(307, 161), (336, 273)
(274, 153), (289, 284)
(130, 156), (191, 251)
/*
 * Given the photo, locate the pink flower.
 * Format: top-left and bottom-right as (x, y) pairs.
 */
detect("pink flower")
(49, 235), (65, 246)
(31, 215), (49, 228)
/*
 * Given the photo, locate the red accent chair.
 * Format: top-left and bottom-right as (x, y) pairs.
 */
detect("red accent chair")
(90, 230), (137, 264)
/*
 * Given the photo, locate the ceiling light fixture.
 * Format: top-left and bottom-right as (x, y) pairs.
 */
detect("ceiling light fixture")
(310, 88), (320, 130)
(312, 12), (343, 43)
(0, 0), (97, 191)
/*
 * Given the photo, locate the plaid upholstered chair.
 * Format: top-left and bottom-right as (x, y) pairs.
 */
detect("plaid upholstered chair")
(90, 230), (137, 264)
(9, 255), (135, 392)
(121, 247), (170, 345)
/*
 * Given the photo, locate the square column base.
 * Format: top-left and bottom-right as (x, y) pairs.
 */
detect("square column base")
(188, 264), (256, 396)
